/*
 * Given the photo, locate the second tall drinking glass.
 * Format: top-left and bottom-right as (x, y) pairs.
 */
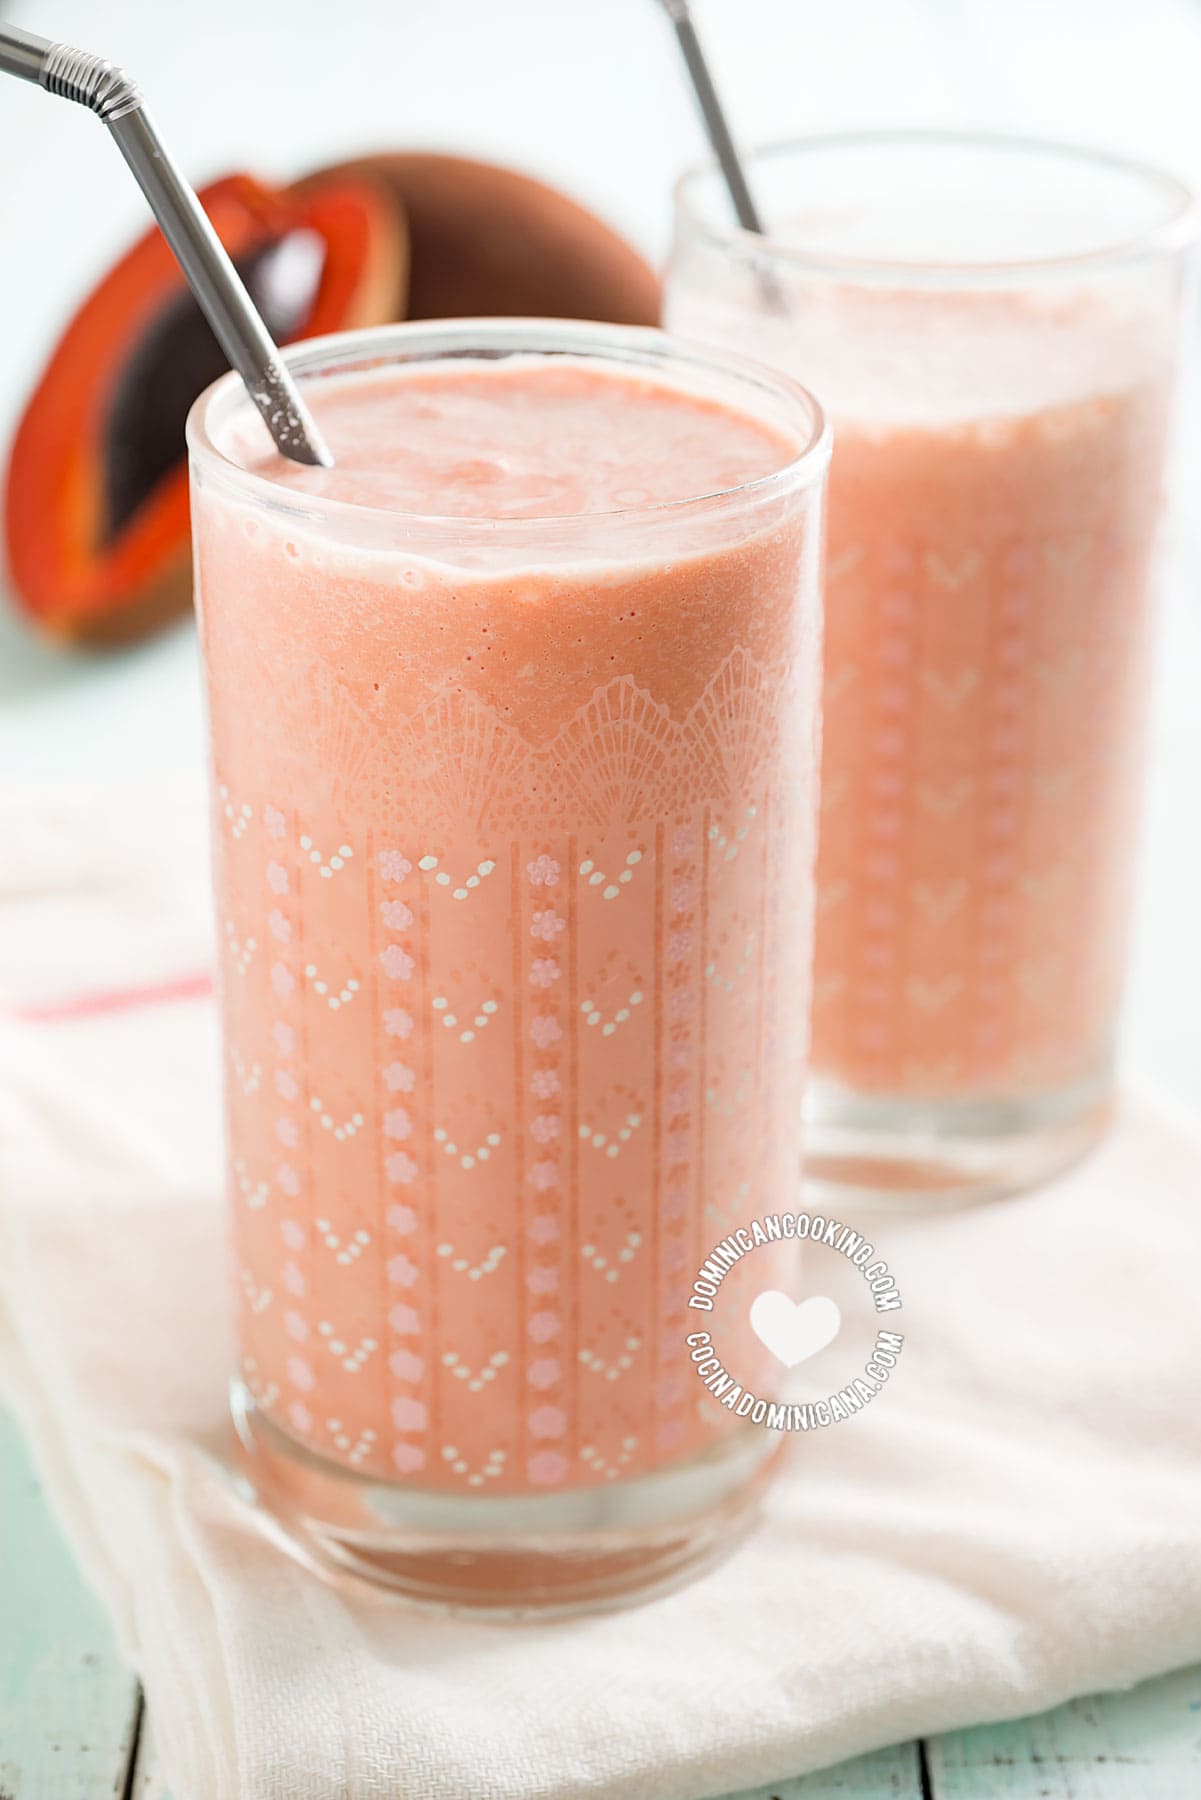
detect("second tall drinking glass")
(668, 131), (1198, 1204)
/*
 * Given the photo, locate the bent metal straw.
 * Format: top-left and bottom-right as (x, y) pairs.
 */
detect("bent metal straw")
(0, 22), (332, 468)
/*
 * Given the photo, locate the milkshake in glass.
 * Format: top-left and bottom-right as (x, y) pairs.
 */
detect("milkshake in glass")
(668, 133), (1198, 1203)
(187, 322), (828, 1609)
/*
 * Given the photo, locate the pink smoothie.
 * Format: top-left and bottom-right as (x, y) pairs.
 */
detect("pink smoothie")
(668, 280), (1174, 1100)
(816, 372), (1167, 1098)
(194, 355), (823, 1495)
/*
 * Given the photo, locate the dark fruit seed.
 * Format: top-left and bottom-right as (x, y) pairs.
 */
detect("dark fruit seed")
(102, 229), (326, 541)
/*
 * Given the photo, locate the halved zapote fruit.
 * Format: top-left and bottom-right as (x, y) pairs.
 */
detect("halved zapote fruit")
(5, 171), (406, 642)
(5, 154), (661, 645)
(300, 152), (661, 326)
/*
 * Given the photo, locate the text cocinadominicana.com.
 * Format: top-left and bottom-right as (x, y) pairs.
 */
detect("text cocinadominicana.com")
(685, 1329), (904, 1429)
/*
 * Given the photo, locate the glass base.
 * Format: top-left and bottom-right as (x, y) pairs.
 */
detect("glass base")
(230, 1383), (781, 1617)
(802, 1069), (1112, 1210)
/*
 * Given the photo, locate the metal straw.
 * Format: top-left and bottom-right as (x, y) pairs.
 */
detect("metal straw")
(654, 0), (786, 309)
(0, 23), (333, 468)
(655, 0), (766, 233)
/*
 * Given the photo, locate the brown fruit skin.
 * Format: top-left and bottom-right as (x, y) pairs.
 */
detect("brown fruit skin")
(305, 152), (661, 326)
(307, 167), (410, 330)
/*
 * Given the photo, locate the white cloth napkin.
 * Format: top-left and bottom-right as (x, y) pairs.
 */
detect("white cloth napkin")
(2, 780), (1200, 1800)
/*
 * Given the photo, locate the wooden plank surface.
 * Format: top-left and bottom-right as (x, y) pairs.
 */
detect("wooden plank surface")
(0, 1409), (142, 1800)
(928, 1665), (1201, 1799)
(130, 1713), (167, 1800)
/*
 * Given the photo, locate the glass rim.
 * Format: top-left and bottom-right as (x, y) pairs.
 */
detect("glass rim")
(672, 128), (1200, 282)
(186, 318), (831, 538)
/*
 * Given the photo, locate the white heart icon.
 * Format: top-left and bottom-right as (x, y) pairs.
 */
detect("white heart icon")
(749, 1291), (841, 1368)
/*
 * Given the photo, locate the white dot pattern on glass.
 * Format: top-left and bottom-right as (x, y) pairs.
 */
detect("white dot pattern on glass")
(213, 647), (814, 1493)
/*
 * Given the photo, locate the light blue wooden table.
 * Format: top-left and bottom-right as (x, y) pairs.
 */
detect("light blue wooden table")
(2, 1409), (1199, 1799)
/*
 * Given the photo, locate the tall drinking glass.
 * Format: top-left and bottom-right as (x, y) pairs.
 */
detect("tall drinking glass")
(667, 132), (1198, 1205)
(187, 320), (829, 1611)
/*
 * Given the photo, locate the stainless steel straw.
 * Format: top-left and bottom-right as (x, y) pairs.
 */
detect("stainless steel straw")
(0, 23), (333, 467)
(655, 0), (766, 233)
(654, 0), (785, 309)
